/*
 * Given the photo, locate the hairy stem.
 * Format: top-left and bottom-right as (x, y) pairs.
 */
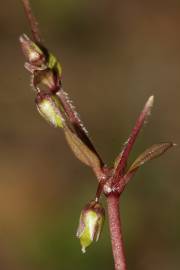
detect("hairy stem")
(57, 89), (104, 170)
(107, 194), (127, 270)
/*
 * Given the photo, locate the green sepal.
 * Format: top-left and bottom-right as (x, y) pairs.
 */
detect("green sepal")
(48, 53), (62, 77)
(76, 201), (105, 253)
(36, 94), (64, 128)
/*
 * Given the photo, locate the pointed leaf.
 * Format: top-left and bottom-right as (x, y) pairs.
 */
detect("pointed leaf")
(64, 125), (102, 172)
(128, 142), (175, 173)
(113, 96), (154, 181)
(57, 89), (104, 170)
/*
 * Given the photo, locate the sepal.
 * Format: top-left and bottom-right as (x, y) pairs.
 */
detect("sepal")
(76, 200), (105, 253)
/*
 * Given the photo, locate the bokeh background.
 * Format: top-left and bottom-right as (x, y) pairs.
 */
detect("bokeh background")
(0, 0), (180, 269)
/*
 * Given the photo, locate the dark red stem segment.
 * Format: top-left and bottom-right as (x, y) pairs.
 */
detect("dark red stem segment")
(114, 96), (154, 182)
(21, 0), (41, 43)
(107, 194), (127, 270)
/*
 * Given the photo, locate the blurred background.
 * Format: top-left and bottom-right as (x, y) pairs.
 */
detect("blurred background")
(0, 0), (179, 269)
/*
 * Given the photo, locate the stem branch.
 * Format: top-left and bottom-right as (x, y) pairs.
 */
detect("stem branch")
(107, 194), (127, 270)
(113, 96), (154, 182)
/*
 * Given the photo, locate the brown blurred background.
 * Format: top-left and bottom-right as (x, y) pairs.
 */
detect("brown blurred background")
(0, 0), (179, 269)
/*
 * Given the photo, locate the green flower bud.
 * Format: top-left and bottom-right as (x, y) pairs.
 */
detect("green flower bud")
(19, 34), (46, 67)
(20, 34), (62, 83)
(76, 200), (105, 253)
(36, 93), (64, 128)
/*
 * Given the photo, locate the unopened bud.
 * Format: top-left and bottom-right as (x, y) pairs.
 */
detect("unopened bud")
(33, 69), (60, 93)
(36, 93), (64, 128)
(19, 34), (46, 67)
(76, 200), (105, 253)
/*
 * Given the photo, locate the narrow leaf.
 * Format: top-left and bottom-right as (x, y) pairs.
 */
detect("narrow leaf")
(57, 89), (104, 169)
(113, 96), (154, 181)
(64, 125), (102, 174)
(128, 142), (175, 173)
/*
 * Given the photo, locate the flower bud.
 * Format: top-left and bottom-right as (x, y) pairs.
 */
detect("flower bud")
(33, 69), (60, 93)
(36, 93), (64, 128)
(76, 200), (105, 253)
(19, 34), (46, 67)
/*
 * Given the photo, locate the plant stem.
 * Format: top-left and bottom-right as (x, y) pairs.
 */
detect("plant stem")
(21, 0), (105, 176)
(57, 89), (104, 169)
(107, 193), (127, 270)
(113, 96), (154, 182)
(22, 0), (41, 43)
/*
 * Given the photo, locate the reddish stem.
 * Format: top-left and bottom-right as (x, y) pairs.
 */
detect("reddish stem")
(107, 194), (127, 270)
(22, 0), (41, 43)
(57, 89), (104, 167)
(21, 0), (105, 176)
(20, 2), (174, 270)
(113, 96), (154, 183)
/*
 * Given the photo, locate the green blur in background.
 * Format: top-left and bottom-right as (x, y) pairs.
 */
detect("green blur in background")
(0, 0), (179, 269)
